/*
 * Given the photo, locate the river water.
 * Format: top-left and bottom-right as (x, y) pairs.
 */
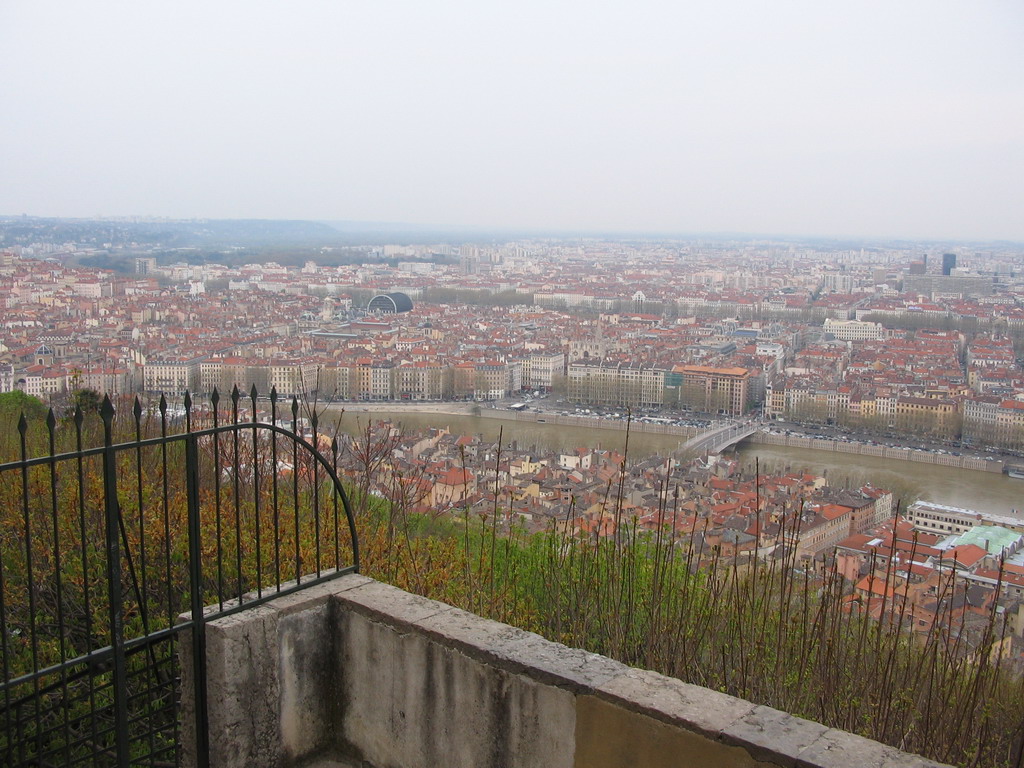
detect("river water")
(330, 408), (1023, 518)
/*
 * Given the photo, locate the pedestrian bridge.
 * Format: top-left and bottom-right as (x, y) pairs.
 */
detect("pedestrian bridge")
(678, 422), (758, 456)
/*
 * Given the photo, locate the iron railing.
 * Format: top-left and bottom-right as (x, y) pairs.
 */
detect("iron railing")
(0, 386), (359, 767)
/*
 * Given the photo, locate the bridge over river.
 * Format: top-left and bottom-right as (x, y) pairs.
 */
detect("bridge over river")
(676, 421), (758, 456)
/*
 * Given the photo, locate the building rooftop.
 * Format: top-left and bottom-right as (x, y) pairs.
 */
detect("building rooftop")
(951, 525), (1022, 555)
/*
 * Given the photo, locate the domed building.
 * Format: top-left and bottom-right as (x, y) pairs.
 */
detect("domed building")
(367, 292), (413, 315)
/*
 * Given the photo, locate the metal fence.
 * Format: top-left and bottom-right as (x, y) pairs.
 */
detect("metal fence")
(0, 387), (359, 767)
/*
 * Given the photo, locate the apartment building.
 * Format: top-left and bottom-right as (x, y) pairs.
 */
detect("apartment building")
(567, 361), (665, 409)
(823, 318), (883, 342)
(143, 357), (201, 394)
(523, 352), (565, 390)
(906, 501), (1024, 536)
(668, 365), (752, 416)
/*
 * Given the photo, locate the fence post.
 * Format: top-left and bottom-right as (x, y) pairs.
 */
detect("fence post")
(184, 401), (211, 767)
(100, 396), (130, 767)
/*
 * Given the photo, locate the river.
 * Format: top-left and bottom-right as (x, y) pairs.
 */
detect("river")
(329, 407), (1023, 519)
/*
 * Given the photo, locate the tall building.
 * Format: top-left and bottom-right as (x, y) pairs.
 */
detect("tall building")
(942, 253), (956, 276)
(667, 365), (752, 415)
(904, 274), (994, 298)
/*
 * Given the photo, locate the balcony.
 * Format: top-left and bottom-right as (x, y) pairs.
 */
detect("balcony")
(183, 574), (949, 768)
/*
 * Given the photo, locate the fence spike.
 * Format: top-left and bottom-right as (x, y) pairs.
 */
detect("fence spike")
(230, 386), (240, 425)
(100, 394), (115, 424)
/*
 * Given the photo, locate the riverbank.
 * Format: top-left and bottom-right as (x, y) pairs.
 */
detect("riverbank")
(334, 402), (1006, 474)
(331, 402), (482, 416)
(326, 403), (1022, 516)
(747, 431), (1004, 473)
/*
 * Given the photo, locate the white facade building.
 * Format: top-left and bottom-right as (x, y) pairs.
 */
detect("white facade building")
(823, 319), (883, 342)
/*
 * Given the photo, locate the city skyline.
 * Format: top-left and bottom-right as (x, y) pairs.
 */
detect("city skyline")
(2, 2), (1023, 241)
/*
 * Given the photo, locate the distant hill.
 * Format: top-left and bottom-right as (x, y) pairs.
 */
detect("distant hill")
(321, 219), (559, 245)
(6, 216), (1015, 251)
(0, 215), (570, 249)
(0, 216), (346, 249)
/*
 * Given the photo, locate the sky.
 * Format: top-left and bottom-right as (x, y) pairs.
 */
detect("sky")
(1, 1), (1023, 241)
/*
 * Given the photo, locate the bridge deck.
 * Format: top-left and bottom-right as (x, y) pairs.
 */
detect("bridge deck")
(678, 423), (757, 456)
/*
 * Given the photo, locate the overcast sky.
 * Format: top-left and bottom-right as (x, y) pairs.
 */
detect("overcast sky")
(1, 1), (1022, 241)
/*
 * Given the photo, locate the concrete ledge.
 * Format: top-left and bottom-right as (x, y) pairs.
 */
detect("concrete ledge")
(596, 667), (758, 742)
(413, 604), (629, 692)
(575, 695), (774, 768)
(185, 574), (952, 768)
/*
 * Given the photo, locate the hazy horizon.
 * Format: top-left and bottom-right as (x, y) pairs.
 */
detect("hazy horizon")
(4, 214), (1024, 249)
(2, 2), (1022, 242)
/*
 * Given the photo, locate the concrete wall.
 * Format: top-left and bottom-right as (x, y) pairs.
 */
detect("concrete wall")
(747, 431), (1004, 473)
(182, 575), (949, 768)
